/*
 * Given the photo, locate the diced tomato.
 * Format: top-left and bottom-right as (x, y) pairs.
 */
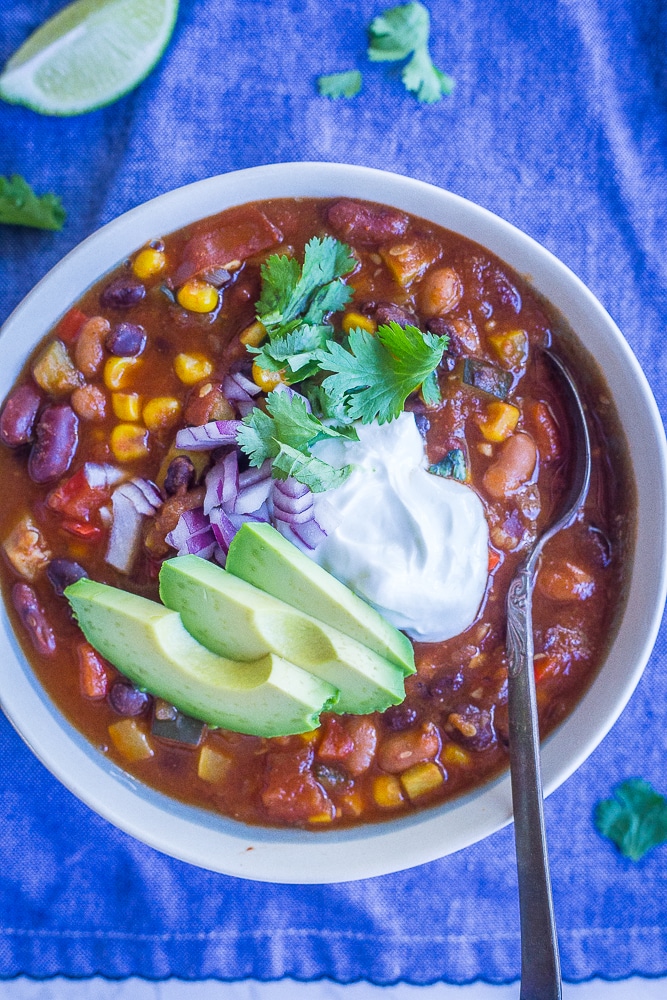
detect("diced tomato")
(60, 520), (103, 541)
(533, 655), (560, 684)
(317, 716), (355, 760)
(488, 548), (502, 573)
(78, 642), (108, 699)
(47, 467), (111, 522)
(528, 400), (561, 462)
(174, 207), (282, 286)
(261, 747), (332, 824)
(55, 308), (88, 344)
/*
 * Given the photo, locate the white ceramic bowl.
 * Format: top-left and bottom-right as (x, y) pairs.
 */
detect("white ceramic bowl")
(1, 162), (665, 883)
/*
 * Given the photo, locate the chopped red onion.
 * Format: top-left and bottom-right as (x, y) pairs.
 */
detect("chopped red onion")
(204, 451), (239, 515)
(291, 517), (328, 551)
(236, 478), (273, 515)
(115, 478), (162, 516)
(230, 370), (261, 396)
(175, 420), (242, 451)
(272, 481), (314, 517)
(105, 492), (144, 574)
(165, 506), (209, 549)
(274, 476), (310, 500)
(238, 460), (271, 489)
(235, 398), (256, 417)
(83, 462), (126, 489)
(209, 506), (241, 551)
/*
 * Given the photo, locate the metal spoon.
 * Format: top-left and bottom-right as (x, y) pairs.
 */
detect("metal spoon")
(506, 347), (592, 1000)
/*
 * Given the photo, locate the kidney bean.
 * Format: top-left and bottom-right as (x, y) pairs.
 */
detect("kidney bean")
(326, 199), (409, 244)
(428, 671), (465, 707)
(0, 384), (42, 447)
(164, 455), (196, 496)
(383, 703), (419, 731)
(74, 316), (109, 376)
(377, 722), (441, 774)
(447, 705), (496, 752)
(12, 583), (56, 656)
(483, 432), (537, 500)
(374, 301), (416, 327)
(412, 414), (430, 438)
(418, 266), (464, 317)
(28, 404), (79, 483)
(105, 322), (147, 357)
(109, 681), (151, 716)
(71, 384), (107, 422)
(46, 558), (88, 597)
(100, 278), (146, 309)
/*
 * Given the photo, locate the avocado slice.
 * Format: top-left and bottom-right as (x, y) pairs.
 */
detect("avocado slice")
(225, 523), (416, 675)
(159, 555), (406, 715)
(65, 578), (338, 737)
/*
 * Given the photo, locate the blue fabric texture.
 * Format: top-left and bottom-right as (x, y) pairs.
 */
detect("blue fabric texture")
(1, 0), (666, 984)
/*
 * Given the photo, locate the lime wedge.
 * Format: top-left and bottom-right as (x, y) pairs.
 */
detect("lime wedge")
(0, 0), (179, 116)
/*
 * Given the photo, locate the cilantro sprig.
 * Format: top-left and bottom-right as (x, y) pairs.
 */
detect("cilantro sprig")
(317, 70), (363, 99)
(0, 174), (65, 230)
(237, 389), (354, 493)
(595, 779), (667, 861)
(315, 321), (448, 424)
(368, 2), (455, 104)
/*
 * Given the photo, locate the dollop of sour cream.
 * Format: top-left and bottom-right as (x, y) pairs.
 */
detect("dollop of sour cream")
(309, 412), (489, 643)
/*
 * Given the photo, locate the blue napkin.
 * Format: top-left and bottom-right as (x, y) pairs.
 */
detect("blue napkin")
(1, 0), (666, 984)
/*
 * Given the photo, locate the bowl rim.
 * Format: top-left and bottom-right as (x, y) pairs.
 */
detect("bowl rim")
(1, 160), (666, 883)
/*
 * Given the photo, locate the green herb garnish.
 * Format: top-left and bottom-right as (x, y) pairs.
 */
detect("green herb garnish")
(429, 448), (467, 482)
(368, 2), (455, 104)
(315, 322), (448, 425)
(0, 174), (65, 230)
(317, 70), (363, 99)
(595, 779), (667, 861)
(237, 389), (354, 493)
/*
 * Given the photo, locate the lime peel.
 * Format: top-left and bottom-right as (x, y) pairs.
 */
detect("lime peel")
(0, 0), (179, 116)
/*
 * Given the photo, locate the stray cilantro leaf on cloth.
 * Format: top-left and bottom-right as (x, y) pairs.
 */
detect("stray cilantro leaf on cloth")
(0, 175), (65, 230)
(317, 70), (363, 99)
(237, 389), (354, 492)
(594, 779), (667, 861)
(368, 2), (455, 104)
(315, 321), (448, 424)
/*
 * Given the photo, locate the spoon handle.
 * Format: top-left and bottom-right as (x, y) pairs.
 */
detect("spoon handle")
(506, 561), (562, 1000)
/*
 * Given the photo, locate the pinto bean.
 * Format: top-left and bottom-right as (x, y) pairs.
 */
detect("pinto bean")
(0, 384), (42, 446)
(71, 384), (107, 421)
(537, 559), (595, 602)
(483, 432), (537, 499)
(344, 717), (378, 776)
(377, 722), (441, 774)
(12, 583), (56, 655)
(74, 316), (109, 376)
(325, 199), (409, 244)
(28, 404), (79, 483)
(418, 266), (464, 317)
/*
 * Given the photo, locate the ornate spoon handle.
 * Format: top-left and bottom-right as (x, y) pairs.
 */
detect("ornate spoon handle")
(506, 556), (562, 1000)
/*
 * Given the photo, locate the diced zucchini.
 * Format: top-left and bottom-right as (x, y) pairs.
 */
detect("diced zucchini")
(429, 448), (467, 482)
(462, 358), (513, 400)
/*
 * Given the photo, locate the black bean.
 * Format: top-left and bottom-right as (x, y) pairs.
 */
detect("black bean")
(374, 301), (416, 328)
(383, 704), (419, 731)
(0, 384), (42, 447)
(164, 455), (196, 496)
(46, 558), (88, 597)
(314, 762), (352, 792)
(105, 322), (147, 357)
(12, 583), (56, 656)
(428, 671), (465, 707)
(413, 414), (430, 438)
(448, 704), (497, 752)
(109, 682), (151, 716)
(100, 278), (146, 309)
(28, 404), (78, 483)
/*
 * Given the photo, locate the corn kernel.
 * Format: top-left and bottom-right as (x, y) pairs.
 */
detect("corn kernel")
(143, 396), (182, 432)
(373, 774), (404, 808)
(341, 792), (364, 817)
(488, 329), (529, 370)
(239, 320), (267, 346)
(442, 744), (472, 767)
(112, 392), (142, 421)
(111, 423), (150, 462)
(308, 811), (334, 824)
(174, 352), (213, 384)
(300, 728), (320, 744)
(400, 762), (444, 800)
(476, 401), (520, 442)
(252, 361), (286, 392)
(108, 719), (154, 762)
(132, 247), (166, 280)
(342, 311), (377, 335)
(198, 746), (232, 783)
(104, 355), (142, 391)
(177, 279), (219, 313)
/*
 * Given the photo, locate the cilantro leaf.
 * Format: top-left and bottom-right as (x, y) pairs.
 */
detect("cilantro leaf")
(256, 236), (356, 337)
(236, 389), (353, 492)
(317, 70), (363, 99)
(315, 321), (448, 424)
(420, 368), (442, 407)
(304, 383), (358, 431)
(250, 324), (332, 378)
(0, 174), (65, 230)
(272, 443), (351, 493)
(595, 779), (667, 861)
(368, 2), (455, 104)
